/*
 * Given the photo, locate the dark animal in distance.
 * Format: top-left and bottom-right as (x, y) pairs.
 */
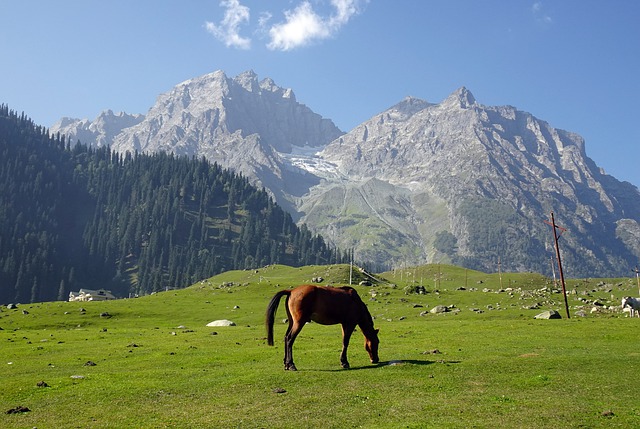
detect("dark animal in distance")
(266, 284), (379, 371)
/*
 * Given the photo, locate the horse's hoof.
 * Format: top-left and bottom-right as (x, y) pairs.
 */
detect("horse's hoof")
(285, 364), (297, 371)
(341, 363), (350, 369)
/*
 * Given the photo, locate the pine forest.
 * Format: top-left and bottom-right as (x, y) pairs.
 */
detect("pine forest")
(0, 105), (346, 304)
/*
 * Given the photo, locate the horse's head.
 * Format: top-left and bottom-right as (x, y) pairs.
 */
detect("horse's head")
(364, 329), (380, 364)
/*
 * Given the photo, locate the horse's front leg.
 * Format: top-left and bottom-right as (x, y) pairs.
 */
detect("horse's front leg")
(340, 324), (356, 369)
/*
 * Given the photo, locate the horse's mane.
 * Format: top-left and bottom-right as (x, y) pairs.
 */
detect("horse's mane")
(342, 287), (375, 329)
(333, 286), (375, 329)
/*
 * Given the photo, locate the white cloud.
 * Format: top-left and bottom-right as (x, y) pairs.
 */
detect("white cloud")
(267, 0), (365, 51)
(531, 2), (552, 24)
(205, 0), (251, 49)
(205, 0), (366, 51)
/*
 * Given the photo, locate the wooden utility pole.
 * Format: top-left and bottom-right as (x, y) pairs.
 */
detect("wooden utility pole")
(544, 212), (570, 319)
(633, 266), (640, 295)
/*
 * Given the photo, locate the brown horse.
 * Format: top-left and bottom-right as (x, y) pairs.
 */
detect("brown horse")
(266, 284), (379, 371)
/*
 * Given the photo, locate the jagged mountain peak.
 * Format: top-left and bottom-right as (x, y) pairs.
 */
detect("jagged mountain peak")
(442, 86), (477, 109)
(177, 69), (227, 88)
(233, 69), (260, 92)
(50, 109), (144, 147)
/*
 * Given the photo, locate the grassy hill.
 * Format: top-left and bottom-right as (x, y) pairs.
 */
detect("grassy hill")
(2, 264), (639, 428)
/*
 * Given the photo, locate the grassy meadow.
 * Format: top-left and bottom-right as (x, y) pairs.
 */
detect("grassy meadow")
(1, 264), (639, 428)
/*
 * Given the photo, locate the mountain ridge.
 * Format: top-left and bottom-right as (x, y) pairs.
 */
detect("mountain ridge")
(50, 70), (640, 277)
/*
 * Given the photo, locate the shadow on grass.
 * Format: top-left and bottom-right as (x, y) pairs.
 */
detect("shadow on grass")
(311, 359), (461, 372)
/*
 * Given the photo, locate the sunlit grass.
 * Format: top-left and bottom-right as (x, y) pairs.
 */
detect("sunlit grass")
(1, 264), (639, 428)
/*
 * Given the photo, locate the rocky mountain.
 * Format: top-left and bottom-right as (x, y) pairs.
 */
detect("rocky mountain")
(51, 70), (343, 214)
(300, 88), (640, 276)
(51, 71), (640, 277)
(52, 110), (144, 147)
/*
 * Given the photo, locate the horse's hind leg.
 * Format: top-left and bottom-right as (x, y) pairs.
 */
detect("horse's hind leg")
(283, 321), (293, 369)
(284, 321), (304, 371)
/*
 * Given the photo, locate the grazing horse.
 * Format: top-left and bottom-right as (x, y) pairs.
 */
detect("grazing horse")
(622, 296), (640, 317)
(266, 284), (379, 371)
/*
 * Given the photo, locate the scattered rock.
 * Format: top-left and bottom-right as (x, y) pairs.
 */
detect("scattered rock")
(100, 312), (111, 318)
(206, 320), (236, 327)
(5, 405), (30, 414)
(272, 387), (287, 394)
(534, 310), (562, 320)
(422, 349), (442, 355)
(6, 303), (17, 310)
(36, 381), (49, 388)
(84, 361), (97, 366)
(70, 375), (85, 379)
(601, 410), (614, 417)
(21, 310), (29, 315)
(430, 305), (448, 314)
(312, 277), (324, 283)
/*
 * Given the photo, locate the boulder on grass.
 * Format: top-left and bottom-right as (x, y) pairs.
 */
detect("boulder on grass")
(430, 305), (448, 314)
(534, 310), (562, 320)
(206, 319), (236, 327)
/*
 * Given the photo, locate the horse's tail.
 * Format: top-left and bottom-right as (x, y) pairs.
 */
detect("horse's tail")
(266, 290), (290, 346)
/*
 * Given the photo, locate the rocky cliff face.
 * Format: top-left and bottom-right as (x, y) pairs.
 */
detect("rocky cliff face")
(51, 110), (144, 148)
(301, 88), (640, 275)
(51, 72), (640, 277)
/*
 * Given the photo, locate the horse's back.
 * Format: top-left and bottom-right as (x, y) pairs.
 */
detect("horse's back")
(289, 285), (362, 325)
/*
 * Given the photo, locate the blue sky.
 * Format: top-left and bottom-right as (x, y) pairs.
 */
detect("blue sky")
(1, 1), (639, 186)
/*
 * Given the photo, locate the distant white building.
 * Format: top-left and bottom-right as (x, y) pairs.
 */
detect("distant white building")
(68, 288), (116, 302)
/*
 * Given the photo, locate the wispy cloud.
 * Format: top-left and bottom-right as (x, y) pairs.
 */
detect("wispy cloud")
(531, 2), (552, 24)
(206, 0), (367, 51)
(205, 0), (251, 50)
(267, 0), (365, 51)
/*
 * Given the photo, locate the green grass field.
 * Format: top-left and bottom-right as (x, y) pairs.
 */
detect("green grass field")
(1, 264), (639, 428)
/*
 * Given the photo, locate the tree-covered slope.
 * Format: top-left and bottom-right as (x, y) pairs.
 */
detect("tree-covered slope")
(0, 105), (344, 304)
